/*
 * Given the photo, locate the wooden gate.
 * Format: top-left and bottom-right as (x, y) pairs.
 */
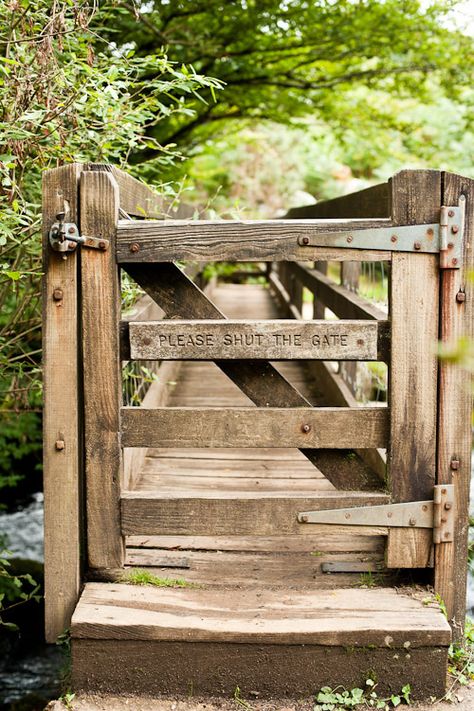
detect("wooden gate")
(43, 165), (473, 696)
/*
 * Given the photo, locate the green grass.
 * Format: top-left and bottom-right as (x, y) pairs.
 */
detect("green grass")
(120, 568), (199, 588)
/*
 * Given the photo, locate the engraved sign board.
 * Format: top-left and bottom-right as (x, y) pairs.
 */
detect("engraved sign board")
(128, 319), (388, 361)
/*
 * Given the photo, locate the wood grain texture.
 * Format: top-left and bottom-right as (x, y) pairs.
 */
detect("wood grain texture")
(123, 264), (380, 490)
(121, 406), (389, 449)
(386, 170), (441, 568)
(117, 218), (392, 263)
(128, 319), (387, 361)
(435, 172), (474, 638)
(71, 582), (450, 647)
(80, 170), (124, 569)
(284, 183), (390, 219)
(42, 163), (83, 642)
(121, 492), (389, 537)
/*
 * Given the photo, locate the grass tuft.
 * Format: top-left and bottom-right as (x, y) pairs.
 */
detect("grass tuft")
(120, 568), (199, 588)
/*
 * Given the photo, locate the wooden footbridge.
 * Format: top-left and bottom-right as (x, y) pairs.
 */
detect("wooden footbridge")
(42, 165), (473, 699)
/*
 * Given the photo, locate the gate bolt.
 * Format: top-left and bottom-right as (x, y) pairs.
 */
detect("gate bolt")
(55, 440), (65, 451)
(52, 288), (63, 301)
(456, 291), (466, 303)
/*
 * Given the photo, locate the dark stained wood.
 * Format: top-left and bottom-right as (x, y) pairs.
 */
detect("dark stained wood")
(284, 183), (390, 219)
(127, 319), (387, 361)
(121, 492), (389, 536)
(42, 164), (83, 642)
(386, 170), (441, 569)
(116, 218), (392, 263)
(121, 406), (389, 449)
(435, 172), (474, 638)
(80, 170), (124, 569)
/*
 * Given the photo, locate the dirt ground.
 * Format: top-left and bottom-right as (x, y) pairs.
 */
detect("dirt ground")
(46, 683), (474, 711)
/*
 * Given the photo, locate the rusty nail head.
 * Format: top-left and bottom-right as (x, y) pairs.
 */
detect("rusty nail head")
(409, 518), (416, 527)
(427, 228), (434, 237)
(444, 532), (450, 539)
(441, 488), (447, 494)
(456, 291), (466, 303)
(68, 241), (77, 250)
(143, 337), (151, 346)
(450, 458), (460, 471)
(301, 236), (310, 245)
(68, 226), (76, 234)
(448, 242), (454, 249)
(422, 504), (428, 512)
(301, 423), (311, 433)
(444, 502), (452, 511)
(346, 235), (353, 243)
(451, 225), (459, 234)
(452, 258), (458, 266)
(55, 440), (65, 451)
(99, 241), (107, 250)
(130, 242), (140, 253)
(52, 288), (63, 301)
(391, 235), (397, 243)
(414, 241), (421, 251)
(448, 209), (455, 218)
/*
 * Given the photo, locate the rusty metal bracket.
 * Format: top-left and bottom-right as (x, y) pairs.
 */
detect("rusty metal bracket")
(297, 484), (454, 544)
(298, 202), (464, 269)
(49, 212), (109, 257)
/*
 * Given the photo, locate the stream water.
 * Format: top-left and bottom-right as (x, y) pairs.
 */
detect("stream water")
(0, 461), (473, 709)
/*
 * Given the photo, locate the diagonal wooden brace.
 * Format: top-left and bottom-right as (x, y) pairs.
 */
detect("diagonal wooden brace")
(122, 262), (383, 491)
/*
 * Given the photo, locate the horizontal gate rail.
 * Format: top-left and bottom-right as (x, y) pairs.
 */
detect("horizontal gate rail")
(125, 319), (389, 361)
(120, 491), (391, 537)
(121, 406), (389, 449)
(117, 218), (393, 262)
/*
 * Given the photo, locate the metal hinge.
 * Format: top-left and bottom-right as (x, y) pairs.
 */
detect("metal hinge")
(297, 484), (454, 544)
(49, 212), (109, 257)
(298, 198), (465, 269)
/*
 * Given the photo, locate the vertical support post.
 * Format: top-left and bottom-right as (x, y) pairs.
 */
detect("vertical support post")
(42, 164), (83, 641)
(435, 172), (474, 639)
(80, 170), (124, 569)
(339, 262), (361, 396)
(386, 170), (440, 568)
(312, 263), (327, 319)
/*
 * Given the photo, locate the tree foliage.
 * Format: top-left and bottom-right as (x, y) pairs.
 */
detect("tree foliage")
(103, 0), (474, 160)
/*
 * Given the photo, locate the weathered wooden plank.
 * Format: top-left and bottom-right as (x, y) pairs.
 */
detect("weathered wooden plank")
(127, 319), (388, 361)
(121, 406), (389, 449)
(435, 172), (474, 639)
(290, 263), (387, 321)
(80, 170), (124, 569)
(121, 492), (390, 536)
(86, 163), (194, 219)
(42, 164), (83, 642)
(123, 263), (380, 491)
(284, 183), (390, 219)
(339, 261), (362, 397)
(386, 170), (441, 569)
(117, 218), (392, 263)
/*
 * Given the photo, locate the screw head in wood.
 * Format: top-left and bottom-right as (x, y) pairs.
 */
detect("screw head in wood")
(414, 241), (421, 251)
(301, 423), (311, 433)
(451, 225), (459, 234)
(450, 458), (460, 471)
(55, 440), (65, 451)
(346, 235), (353, 243)
(456, 291), (466, 303)
(130, 242), (140, 253)
(142, 337), (151, 346)
(52, 288), (63, 301)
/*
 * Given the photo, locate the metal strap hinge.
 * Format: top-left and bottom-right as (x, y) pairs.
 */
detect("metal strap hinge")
(49, 213), (109, 257)
(297, 484), (454, 544)
(297, 198), (465, 269)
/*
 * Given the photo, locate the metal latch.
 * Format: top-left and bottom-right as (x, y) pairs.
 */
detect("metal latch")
(49, 212), (109, 256)
(297, 199), (465, 269)
(297, 484), (454, 544)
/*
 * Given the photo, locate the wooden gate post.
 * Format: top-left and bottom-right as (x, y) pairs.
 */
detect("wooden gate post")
(42, 163), (83, 641)
(435, 172), (474, 639)
(386, 170), (441, 568)
(80, 170), (124, 569)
